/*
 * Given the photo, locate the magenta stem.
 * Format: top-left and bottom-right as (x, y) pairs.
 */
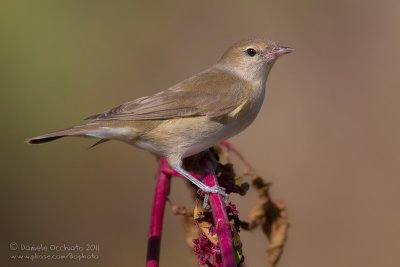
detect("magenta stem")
(146, 157), (171, 267)
(201, 157), (236, 267)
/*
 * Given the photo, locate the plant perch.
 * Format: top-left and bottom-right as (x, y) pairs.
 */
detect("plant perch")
(146, 141), (289, 267)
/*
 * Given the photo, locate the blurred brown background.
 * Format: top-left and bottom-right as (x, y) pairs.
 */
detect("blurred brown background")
(1, 0), (399, 266)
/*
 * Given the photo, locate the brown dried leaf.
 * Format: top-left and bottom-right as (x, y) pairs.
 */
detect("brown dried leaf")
(242, 177), (272, 230)
(241, 176), (289, 267)
(265, 201), (289, 266)
(194, 201), (219, 245)
(169, 202), (199, 248)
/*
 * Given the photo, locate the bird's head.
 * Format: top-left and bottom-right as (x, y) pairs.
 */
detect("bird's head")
(217, 38), (293, 81)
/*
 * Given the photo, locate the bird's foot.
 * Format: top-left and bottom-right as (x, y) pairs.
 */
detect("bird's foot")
(203, 185), (227, 196)
(201, 186), (228, 209)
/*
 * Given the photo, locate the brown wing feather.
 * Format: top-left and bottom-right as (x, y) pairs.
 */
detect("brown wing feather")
(85, 67), (249, 121)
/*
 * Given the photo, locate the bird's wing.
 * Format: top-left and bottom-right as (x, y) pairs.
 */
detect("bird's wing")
(85, 68), (249, 121)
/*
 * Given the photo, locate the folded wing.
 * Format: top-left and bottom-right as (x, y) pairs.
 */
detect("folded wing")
(86, 68), (249, 121)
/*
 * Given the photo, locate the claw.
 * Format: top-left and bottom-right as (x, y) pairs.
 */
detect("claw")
(207, 185), (227, 196)
(203, 194), (210, 209)
(201, 186), (227, 208)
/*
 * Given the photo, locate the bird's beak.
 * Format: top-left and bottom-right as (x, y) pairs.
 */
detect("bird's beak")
(273, 45), (294, 57)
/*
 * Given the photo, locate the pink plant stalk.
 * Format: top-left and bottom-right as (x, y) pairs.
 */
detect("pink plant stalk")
(146, 151), (236, 267)
(146, 158), (171, 267)
(200, 157), (236, 267)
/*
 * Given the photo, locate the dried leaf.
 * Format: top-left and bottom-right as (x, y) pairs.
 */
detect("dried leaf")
(240, 176), (289, 266)
(265, 201), (289, 266)
(194, 201), (219, 245)
(232, 229), (244, 264)
(242, 177), (272, 230)
(169, 202), (199, 248)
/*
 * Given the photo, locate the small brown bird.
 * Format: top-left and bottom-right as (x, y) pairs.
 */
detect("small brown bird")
(26, 38), (293, 195)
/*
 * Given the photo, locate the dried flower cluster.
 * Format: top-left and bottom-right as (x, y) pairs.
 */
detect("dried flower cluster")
(169, 142), (289, 266)
(191, 201), (243, 267)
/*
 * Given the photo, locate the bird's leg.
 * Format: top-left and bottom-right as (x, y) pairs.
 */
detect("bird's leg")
(170, 164), (227, 197)
(171, 164), (226, 209)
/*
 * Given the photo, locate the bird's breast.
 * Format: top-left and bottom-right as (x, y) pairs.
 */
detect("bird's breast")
(226, 81), (266, 133)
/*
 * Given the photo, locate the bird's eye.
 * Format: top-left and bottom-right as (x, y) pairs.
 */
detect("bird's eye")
(245, 48), (257, 57)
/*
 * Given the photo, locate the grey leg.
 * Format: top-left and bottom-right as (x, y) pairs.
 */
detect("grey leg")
(171, 164), (227, 196)
(203, 193), (210, 209)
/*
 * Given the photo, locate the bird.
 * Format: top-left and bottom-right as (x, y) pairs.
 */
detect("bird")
(26, 38), (293, 196)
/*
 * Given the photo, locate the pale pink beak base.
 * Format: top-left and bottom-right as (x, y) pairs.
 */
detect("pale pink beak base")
(274, 46), (294, 57)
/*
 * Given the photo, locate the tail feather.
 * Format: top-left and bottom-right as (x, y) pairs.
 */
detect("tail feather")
(89, 139), (109, 149)
(26, 135), (63, 144)
(26, 127), (88, 145)
(26, 124), (138, 146)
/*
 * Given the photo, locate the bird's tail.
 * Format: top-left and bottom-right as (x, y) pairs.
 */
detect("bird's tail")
(26, 125), (96, 145)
